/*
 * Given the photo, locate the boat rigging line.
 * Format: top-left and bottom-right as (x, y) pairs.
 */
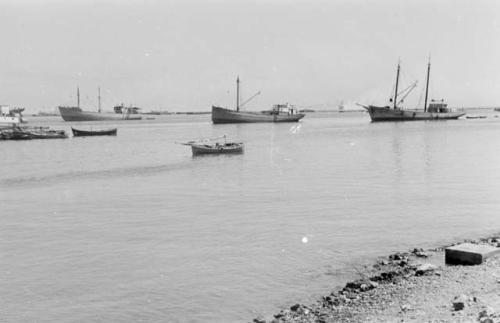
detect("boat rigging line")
(239, 91), (261, 109)
(396, 80), (418, 106)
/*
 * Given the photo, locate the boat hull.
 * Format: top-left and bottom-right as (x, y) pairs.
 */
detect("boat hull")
(0, 127), (67, 140)
(58, 107), (142, 122)
(365, 106), (465, 122)
(211, 106), (304, 124)
(191, 143), (244, 155)
(0, 116), (26, 125)
(71, 128), (118, 136)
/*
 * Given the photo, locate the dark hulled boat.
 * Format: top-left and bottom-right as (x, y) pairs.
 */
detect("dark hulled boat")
(0, 127), (67, 140)
(59, 106), (142, 121)
(362, 60), (465, 122)
(211, 77), (305, 124)
(212, 104), (305, 124)
(190, 142), (244, 155)
(180, 136), (244, 155)
(71, 127), (117, 137)
(59, 87), (142, 122)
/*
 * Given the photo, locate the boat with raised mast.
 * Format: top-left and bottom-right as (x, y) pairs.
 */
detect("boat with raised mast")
(361, 60), (465, 121)
(211, 77), (305, 124)
(58, 87), (142, 122)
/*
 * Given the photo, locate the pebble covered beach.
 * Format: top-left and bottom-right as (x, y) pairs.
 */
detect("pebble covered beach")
(255, 235), (500, 323)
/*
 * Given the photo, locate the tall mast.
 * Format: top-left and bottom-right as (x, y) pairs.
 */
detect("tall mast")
(424, 58), (431, 112)
(77, 86), (80, 108)
(236, 76), (240, 112)
(393, 62), (400, 109)
(98, 87), (101, 113)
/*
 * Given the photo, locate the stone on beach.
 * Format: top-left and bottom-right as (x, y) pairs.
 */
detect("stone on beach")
(452, 294), (467, 311)
(411, 248), (429, 258)
(415, 263), (438, 276)
(445, 243), (500, 265)
(478, 306), (496, 320)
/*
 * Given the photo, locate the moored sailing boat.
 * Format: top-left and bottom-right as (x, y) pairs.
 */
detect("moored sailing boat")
(59, 87), (142, 122)
(361, 60), (465, 121)
(211, 77), (305, 124)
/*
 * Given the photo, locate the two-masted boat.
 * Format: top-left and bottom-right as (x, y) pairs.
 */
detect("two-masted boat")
(211, 77), (305, 124)
(59, 106), (142, 121)
(58, 87), (142, 122)
(361, 61), (465, 122)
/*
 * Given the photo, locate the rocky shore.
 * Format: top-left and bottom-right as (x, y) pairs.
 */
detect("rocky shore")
(254, 235), (500, 323)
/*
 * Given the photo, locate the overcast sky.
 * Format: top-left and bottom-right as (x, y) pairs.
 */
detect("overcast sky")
(0, 0), (499, 112)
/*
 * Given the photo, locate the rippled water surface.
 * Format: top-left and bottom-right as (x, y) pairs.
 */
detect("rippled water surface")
(1, 111), (500, 322)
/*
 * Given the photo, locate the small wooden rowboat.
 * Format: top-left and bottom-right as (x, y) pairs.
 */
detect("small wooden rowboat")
(179, 135), (244, 155)
(190, 142), (244, 155)
(71, 127), (117, 137)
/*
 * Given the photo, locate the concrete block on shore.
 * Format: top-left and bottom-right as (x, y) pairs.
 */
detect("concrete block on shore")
(445, 243), (500, 265)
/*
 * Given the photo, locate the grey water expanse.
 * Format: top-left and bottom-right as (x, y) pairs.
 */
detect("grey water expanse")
(1, 111), (500, 322)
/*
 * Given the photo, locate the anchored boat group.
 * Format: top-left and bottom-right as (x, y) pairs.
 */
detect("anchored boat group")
(1, 60), (470, 127)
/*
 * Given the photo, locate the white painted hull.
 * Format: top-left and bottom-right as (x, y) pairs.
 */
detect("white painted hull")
(0, 115), (24, 125)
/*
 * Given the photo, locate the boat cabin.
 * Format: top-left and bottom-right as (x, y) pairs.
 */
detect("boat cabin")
(427, 99), (450, 113)
(1, 105), (24, 116)
(0, 105), (26, 124)
(114, 104), (141, 114)
(272, 103), (299, 115)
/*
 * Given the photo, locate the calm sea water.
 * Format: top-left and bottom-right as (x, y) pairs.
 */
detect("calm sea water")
(1, 111), (500, 322)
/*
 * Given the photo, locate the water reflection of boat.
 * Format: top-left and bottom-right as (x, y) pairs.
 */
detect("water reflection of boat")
(211, 77), (305, 124)
(71, 127), (117, 136)
(361, 60), (465, 121)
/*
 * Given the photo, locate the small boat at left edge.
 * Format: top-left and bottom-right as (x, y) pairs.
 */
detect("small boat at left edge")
(0, 105), (27, 126)
(0, 127), (68, 140)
